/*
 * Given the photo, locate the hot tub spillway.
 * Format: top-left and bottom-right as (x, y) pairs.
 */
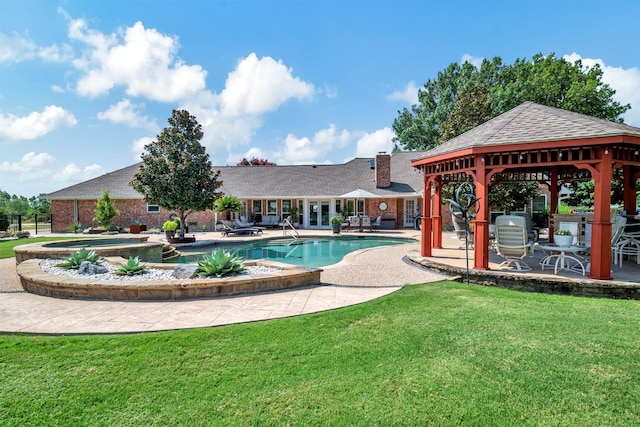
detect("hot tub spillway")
(162, 244), (181, 262)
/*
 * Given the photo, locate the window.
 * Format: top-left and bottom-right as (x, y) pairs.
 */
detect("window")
(347, 199), (355, 216)
(532, 195), (547, 212)
(357, 199), (365, 215)
(147, 202), (160, 213)
(267, 199), (277, 214)
(335, 200), (342, 215)
(252, 200), (262, 214)
(282, 199), (292, 214)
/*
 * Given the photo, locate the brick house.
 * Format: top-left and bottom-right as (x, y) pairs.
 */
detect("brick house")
(43, 152), (427, 232)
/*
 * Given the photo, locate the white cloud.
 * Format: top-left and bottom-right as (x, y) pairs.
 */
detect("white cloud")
(388, 81), (419, 105)
(131, 136), (154, 160)
(0, 32), (72, 63)
(461, 53), (484, 68)
(0, 151), (102, 195)
(52, 163), (102, 184)
(563, 53), (640, 126)
(323, 84), (338, 99)
(51, 85), (66, 93)
(0, 106), (77, 140)
(182, 53), (315, 153)
(355, 127), (395, 157)
(0, 152), (55, 174)
(97, 99), (158, 130)
(68, 19), (206, 101)
(273, 124), (351, 164)
(220, 53), (314, 116)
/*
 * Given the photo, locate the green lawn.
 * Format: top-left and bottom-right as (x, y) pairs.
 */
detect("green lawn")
(1, 282), (639, 425)
(0, 236), (88, 259)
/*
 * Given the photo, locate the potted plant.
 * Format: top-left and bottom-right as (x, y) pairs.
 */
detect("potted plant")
(129, 220), (147, 234)
(554, 229), (574, 247)
(162, 220), (178, 240)
(331, 215), (344, 234)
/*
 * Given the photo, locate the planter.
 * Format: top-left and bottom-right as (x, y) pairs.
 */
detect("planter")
(88, 229), (107, 234)
(129, 224), (147, 234)
(165, 230), (176, 240)
(332, 224), (341, 234)
(554, 234), (574, 247)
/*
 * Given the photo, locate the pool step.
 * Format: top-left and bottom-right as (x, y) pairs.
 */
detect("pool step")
(162, 244), (181, 262)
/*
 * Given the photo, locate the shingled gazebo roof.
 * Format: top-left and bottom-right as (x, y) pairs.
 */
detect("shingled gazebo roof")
(413, 101), (640, 161)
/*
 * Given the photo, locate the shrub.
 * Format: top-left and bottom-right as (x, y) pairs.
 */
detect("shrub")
(162, 221), (178, 232)
(197, 248), (245, 278)
(68, 222), (82, 233)
(330, 215), (344, 225)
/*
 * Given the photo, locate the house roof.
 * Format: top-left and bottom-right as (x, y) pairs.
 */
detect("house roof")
(43, 151), (426, 200)
(413, 101), (640, 160)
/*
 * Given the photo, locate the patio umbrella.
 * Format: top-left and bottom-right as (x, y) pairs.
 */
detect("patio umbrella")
(339, 189), (379, 198)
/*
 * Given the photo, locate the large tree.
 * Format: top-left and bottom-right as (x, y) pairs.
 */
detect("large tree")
(130, 110), (222, 239)
(394, 53), (630, 151)
(237, 157), (276, 166)
(394, 53), (631, 211)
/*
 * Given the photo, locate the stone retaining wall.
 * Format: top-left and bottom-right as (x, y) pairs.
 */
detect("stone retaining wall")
(17, 258), (322, 301)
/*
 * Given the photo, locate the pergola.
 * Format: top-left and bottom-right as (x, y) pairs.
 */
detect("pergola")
(411, 101), (640, 280)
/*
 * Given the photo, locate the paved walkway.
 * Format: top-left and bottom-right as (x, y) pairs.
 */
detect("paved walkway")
(0, 231), (450, 334)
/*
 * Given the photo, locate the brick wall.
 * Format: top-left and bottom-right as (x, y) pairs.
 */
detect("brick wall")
(51, 198), (217, 232)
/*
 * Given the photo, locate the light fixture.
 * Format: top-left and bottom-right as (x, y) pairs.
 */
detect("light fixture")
(455, 160), (459, 166)
(481, 156), (485, 163)
(520, 154), (524, 160)
(559, 151), (562, 158)
(605, 147), (609, 154)
(635, 150), (639, 156)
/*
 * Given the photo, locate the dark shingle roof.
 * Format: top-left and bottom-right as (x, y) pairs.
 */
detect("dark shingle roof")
(44, 152), (426, 200)
(415, 101), (640, 160)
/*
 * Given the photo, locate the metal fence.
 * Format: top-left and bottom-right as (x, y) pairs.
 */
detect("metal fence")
(0, 213), (52, 234)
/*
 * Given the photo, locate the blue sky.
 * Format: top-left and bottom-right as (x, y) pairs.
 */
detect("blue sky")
(2, 0), (640, 197)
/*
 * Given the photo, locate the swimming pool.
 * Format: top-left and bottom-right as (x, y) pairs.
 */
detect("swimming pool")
(176, 236), (416, 267)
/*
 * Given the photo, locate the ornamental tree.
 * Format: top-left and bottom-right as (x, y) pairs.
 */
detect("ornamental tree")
(94, 190), (119, 229)
(130, 110), (222, 239)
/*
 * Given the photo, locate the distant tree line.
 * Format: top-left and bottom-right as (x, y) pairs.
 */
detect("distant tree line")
(0, 190), (51, 220)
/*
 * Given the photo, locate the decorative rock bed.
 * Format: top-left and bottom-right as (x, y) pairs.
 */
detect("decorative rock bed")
(17, 256), (322, 301)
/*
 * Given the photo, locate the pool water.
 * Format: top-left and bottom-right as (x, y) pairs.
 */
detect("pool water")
(176, 236), (415, 267)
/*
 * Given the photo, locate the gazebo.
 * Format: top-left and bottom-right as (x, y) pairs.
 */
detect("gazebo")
(411, 101), (640, 280)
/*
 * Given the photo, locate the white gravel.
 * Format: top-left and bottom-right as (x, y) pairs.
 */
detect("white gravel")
(40, 258), (281, 281)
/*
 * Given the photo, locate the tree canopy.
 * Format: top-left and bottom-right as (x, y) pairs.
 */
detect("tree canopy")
(130, 110), (222, 239)
(393, 53), (631, 212)
(393, 53), (630, 151)
(0, 190), (50, 219)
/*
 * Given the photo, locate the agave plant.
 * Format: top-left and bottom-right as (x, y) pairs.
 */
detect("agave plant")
(197, 248), (245, 278)
(55, 248), (103, 269)
(114, 256), (148, 276)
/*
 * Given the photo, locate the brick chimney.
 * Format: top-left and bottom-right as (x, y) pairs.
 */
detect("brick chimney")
(375, 152), (391, 188)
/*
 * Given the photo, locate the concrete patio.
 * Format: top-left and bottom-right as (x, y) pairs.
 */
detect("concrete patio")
(2, 227), (639, 335)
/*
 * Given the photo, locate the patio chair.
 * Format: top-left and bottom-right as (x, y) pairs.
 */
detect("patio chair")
(370, 215), (382, 231)
(452, 212), (474, 249)
(494, 215), (535, 271)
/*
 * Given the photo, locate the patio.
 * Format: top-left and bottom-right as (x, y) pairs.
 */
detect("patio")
(407, 230), (640, 299)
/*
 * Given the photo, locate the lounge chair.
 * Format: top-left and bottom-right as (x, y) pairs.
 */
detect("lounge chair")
(494, 215), (534, 271)
(220, 220), (261, 237)
(236, 218), (265, 232)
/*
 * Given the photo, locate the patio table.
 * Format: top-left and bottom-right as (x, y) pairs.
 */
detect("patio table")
(538, 244), (587, 276)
